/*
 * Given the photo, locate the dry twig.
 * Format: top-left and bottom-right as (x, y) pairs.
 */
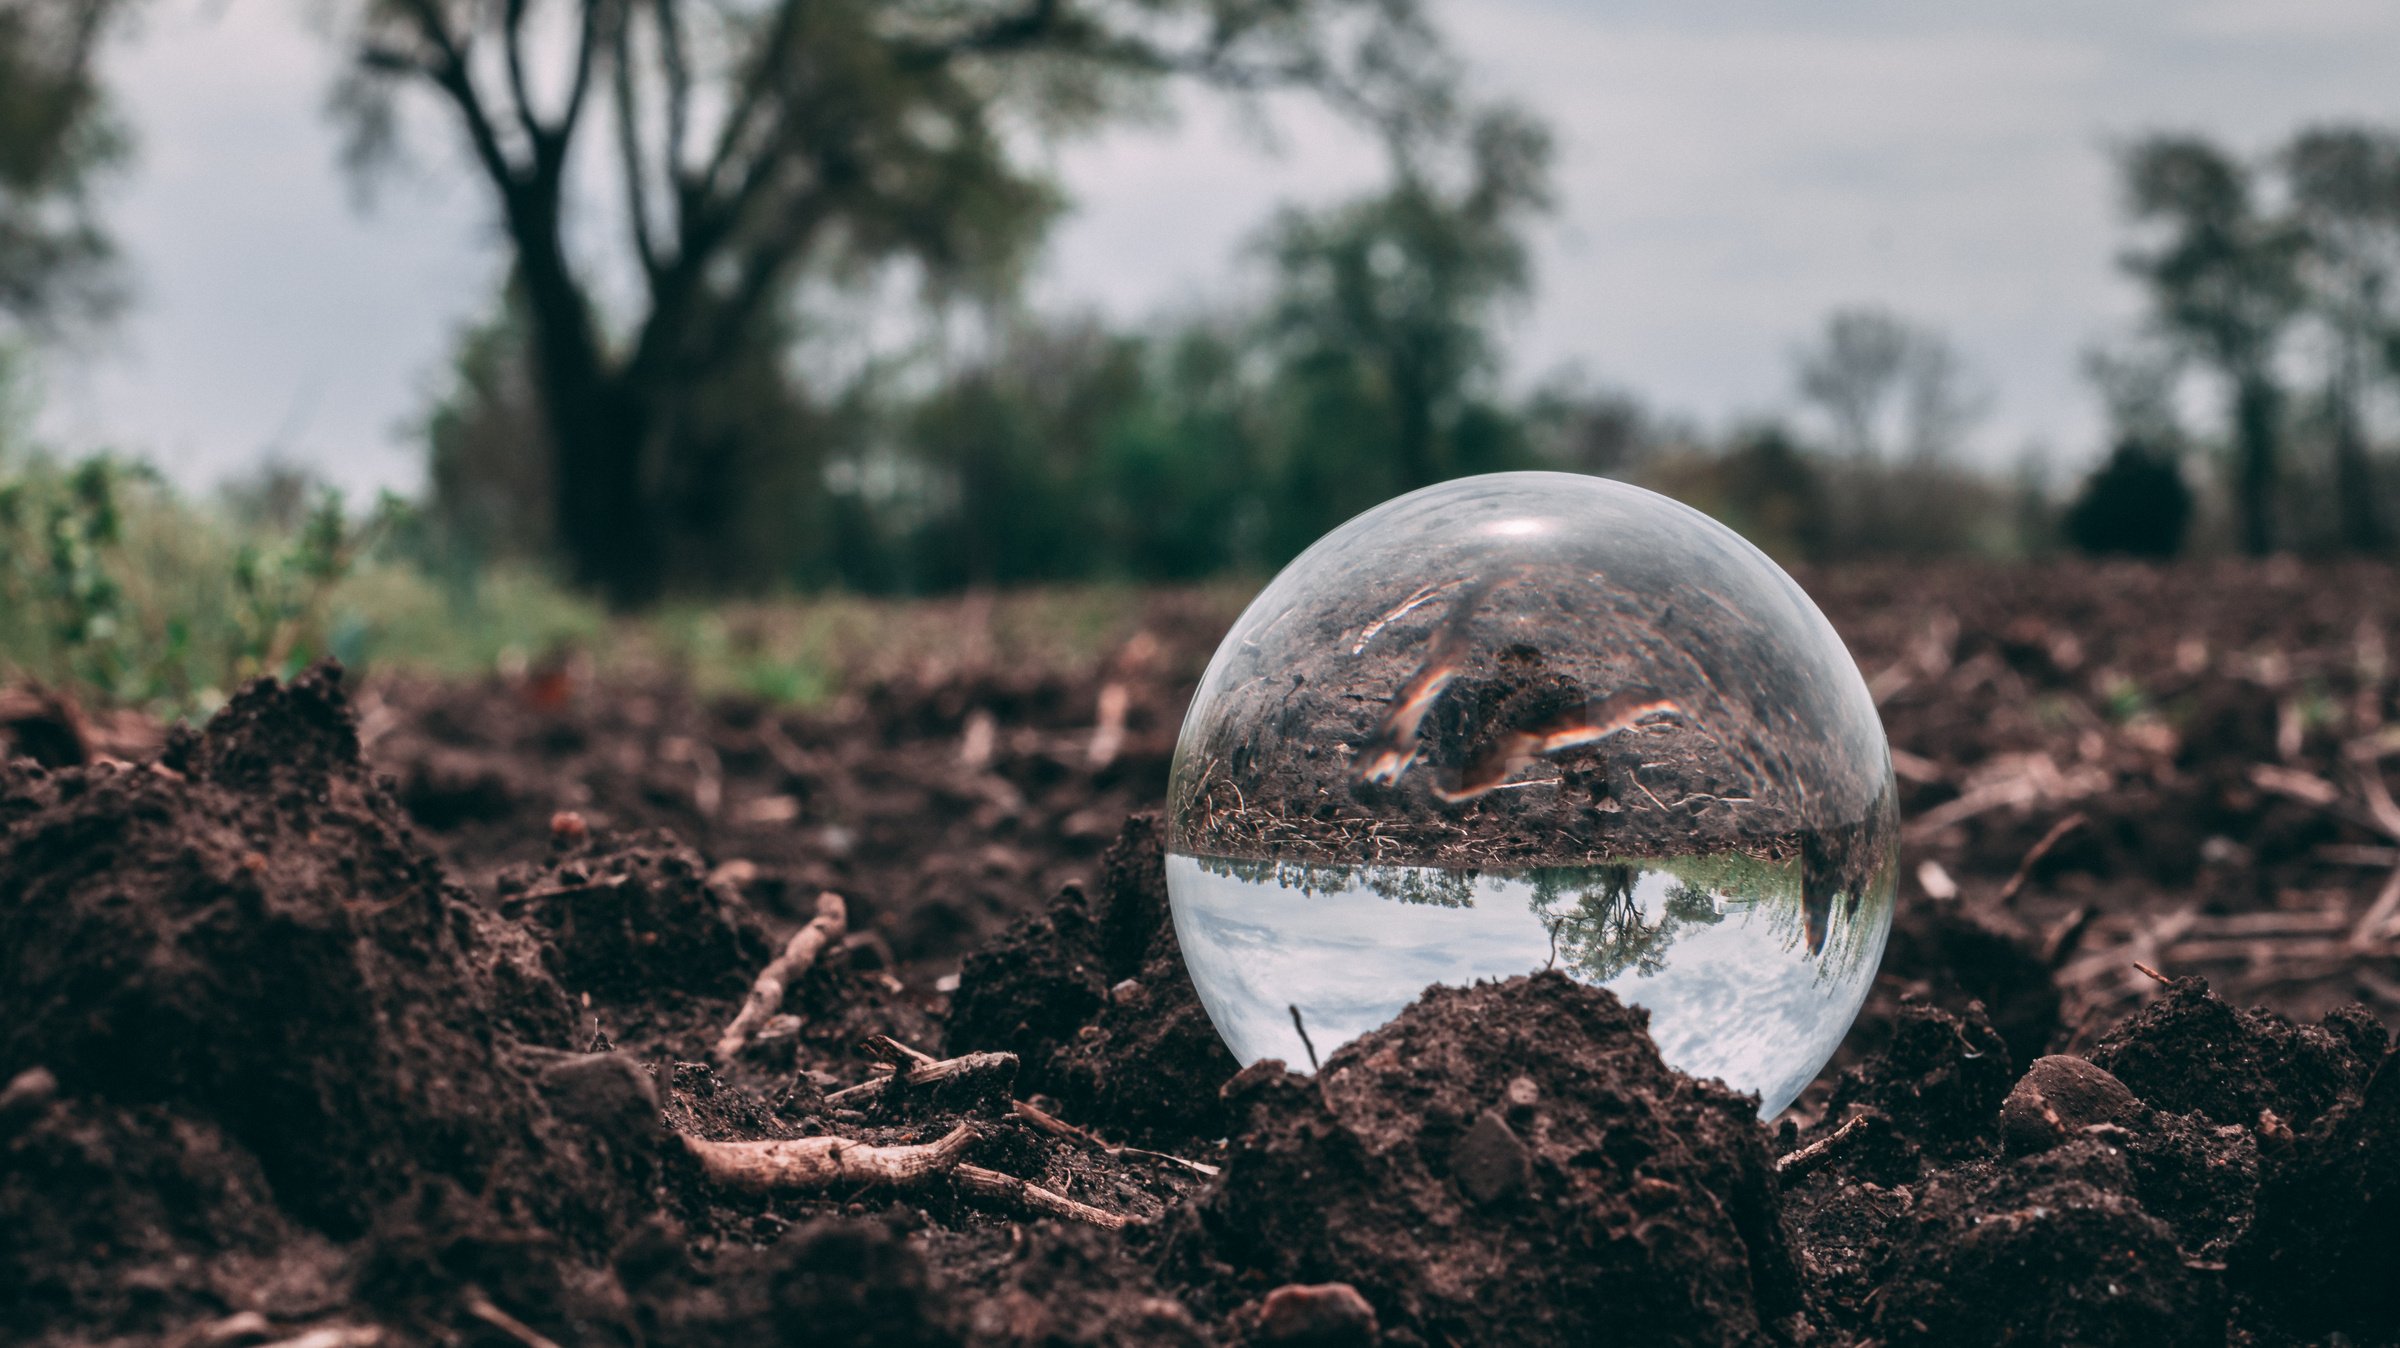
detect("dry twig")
(2350, 867), (2400, 951)
(1777, 1112), (1871, 1180)
(952, 1163), (1134, 1230)
(716, 892), (847, 1061)
(1011, 1098), (1221, 1177)
(1998, 813), (2086, 905)
(462, 1291), (563, 1348)
(822, 1050), (1018, 1110)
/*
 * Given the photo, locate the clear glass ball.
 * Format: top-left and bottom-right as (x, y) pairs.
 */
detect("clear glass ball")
(1166, 472), (1896, 1115)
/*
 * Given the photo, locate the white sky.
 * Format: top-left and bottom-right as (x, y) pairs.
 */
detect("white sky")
(31, 0), (2400, 498)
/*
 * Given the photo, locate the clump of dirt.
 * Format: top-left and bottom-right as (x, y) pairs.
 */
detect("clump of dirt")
(1821, 998), (2013, 1161)
(503, 828), (773, 1002)
(947, 815), (1241, 1140)
(1171, 973), (1800, 1348)
(1869, 1141), (2221, 1348)
(0, 667), (615, 1341)
(2090, 975), (2384, 1129)
(1878, 894), (2060, 1069)
(645, 1217), (966, 1348)
(2237, 1044), (2400, 1337)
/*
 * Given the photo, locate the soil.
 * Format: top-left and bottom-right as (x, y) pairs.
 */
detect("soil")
(4, 559), (2400, 1346)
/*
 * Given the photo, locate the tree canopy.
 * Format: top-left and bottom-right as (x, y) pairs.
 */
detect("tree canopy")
(328, 0), (1460, 604)
(0, 0), (126, 334)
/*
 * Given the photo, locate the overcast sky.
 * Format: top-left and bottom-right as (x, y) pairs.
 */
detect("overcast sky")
(32, 0), (2400, 498)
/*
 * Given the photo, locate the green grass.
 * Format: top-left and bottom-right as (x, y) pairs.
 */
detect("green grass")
(0, 450), (1249, 719)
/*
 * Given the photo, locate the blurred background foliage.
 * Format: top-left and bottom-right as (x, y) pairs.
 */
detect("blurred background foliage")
(7, 0), (2400, 710)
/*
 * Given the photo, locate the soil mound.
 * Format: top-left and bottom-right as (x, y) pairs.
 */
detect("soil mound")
(948, 815), (1241, 1139)
(502, 827), (773, 1002)
(2090, 975), (2384, 1129)
(2239, 1044), (2400, 1336)
(0, 666), (602, 1340)
(1871, 1141), (2220, 1347)
(1173, 972), (1799, 1348)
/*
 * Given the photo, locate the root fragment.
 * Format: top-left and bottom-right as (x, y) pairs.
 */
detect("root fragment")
(716, 891), (846, 1061)
(1011, 1098), (1221, 1176)
(824, 1050), (1018, 1112)
(682, 1121), (977, 1193)
(462, 1291), (562, 1348)
(952, 1162), (1134, 1229)
(1776, 1111), (1872, 1181)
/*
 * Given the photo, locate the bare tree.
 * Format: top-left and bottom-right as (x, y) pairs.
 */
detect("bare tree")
(1792, 306), (1984, 461)
(328, 0), (1452, 605)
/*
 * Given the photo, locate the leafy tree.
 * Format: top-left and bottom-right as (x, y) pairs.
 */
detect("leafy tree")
(330, 0), (1451, 606)
(2119, 135), (2305, 555)
(2064, 439), (2192, 559)
(2282, 125), (2400, 552)
(0, 0), (125, 334)
(1252, 104), (1551, 555)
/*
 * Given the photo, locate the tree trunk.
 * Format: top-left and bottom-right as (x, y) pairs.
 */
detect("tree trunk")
(551, 376), (665, 608)
(2331, 379), (2383, 554)
(510, 191), (668, 608)
(2232, 373), (2281, 557)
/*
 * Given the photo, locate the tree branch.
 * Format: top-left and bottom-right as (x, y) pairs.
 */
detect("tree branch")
(557, 0), (604, 147)
(613, 12), (663, 282)
(653, 0), (693, 184)
(696, 0), (805, 202)
(395, 0), (524, 198)
(502, 0), (543, 150)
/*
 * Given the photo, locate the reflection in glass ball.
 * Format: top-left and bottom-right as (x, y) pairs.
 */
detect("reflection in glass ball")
(1165, 472), (1896, 1115)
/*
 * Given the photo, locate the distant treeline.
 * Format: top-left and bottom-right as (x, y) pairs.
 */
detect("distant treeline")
(9, 4), (2400, 602)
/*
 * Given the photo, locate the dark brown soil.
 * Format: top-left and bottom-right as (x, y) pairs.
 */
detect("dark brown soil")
(5, 560), (2400, 1346)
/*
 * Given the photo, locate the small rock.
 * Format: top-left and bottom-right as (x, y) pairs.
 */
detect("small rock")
(1999, 1055), (2142, 1153)
(1256, 1282), (1379, 1346)
(550, 810), (588, 843)
(1451, 1109), (1532, 1206)
(0, 1065), (60, 1121)
(541, 1052), (662, 1145)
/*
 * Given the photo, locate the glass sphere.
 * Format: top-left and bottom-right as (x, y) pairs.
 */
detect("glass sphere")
(1166, 472), (1896, 1116)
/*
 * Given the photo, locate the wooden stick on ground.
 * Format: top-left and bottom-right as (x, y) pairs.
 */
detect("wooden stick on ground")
(462, 1291), (563, 1348)
(823, 1051), (1018, 1110)
(682, 1122), (978, 1193)
(680, 1122), (1134, 1228)
(2350, 866), (2400, 951)
(716, 892), (846, 1061)
(1998, 812), (2087, 905)
(952, 1163), (1133, 1229)
(1011, 1098), (1221, 1177)
(1777, 1112), (1871, 1181)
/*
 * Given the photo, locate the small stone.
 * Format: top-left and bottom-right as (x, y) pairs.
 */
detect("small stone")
(0, 1065), (59, 1120)
(541, 1052), (662, 1145)
(1629, 1176), (1681, 1213)
(1256, 1282), (1379, 1346)
(1999, 1054), (2142, 1153)
(1503, 1076), (1541, 1120)
(550, 810), (589, 843)
(1451, 1109), (1532, 1206)
(1110, 977), (1147, 1006)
